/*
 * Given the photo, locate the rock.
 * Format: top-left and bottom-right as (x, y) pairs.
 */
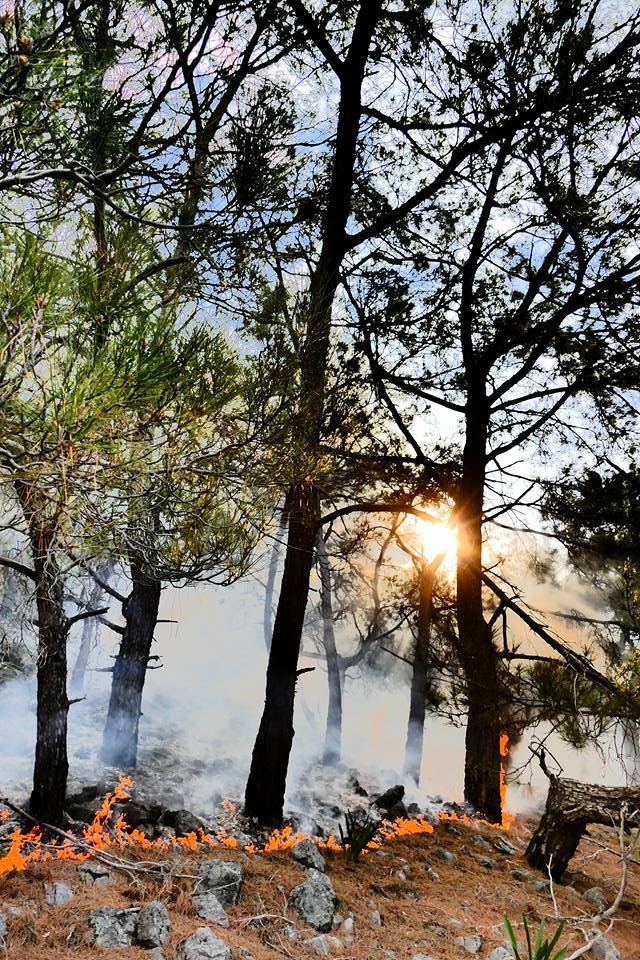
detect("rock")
(443, 822), (460, 835)
(288, 869), (338, 932)
(472, 834), (493, 851)
(176, 926), (231, 960)
(196, 860), (242, 907)
(285, 924), (301, 941)
(88, 906), (139, 947)
(193, 894), (229, 927)
(349, 777), (368, 797)
(161, 808), (207, 837)
(0, 913), (6, 941)
(487, 948), (513, 960)
(455, 935), (483, 954)
(373, 785), (405, 810)
(385, 800), (409, 820)
(78, 862), (111, 885)
(147, 951), (165, 960)
(589, 934), (621, 960)
(114, 798), (162, 829)
(494, 838), (517, 855)
(435, 847), (456, 863)
(533, 879), (550, 892)
(305, 934), (343, 955)
(292, 839), (326, 872)
(407, 802), (421, 817)
(369, 910), (382, 925)
(136, 901), (171, 948)
(584, 887), (607, 912)
(448, 918), (464, 929)
(411, 955), (437, 960)
(477, 856), (496, 870)
(509, 869), (531, 882)
(340, 916), (354, 936)
(44, 882), (74, 906)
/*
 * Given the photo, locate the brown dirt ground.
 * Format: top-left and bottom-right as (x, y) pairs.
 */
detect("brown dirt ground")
(0, 816), (638, 960)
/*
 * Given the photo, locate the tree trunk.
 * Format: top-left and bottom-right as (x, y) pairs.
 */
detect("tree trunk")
(100, 562), (161, 768)
(316, 532), (342, 765)
(15, 481), (70, 826)
(404, 556), (442, 786)
(244, 483), (319, 825)
(70, 561), (114, 697)
(456, 398), (503, 823)
(526, 776), (640, 881)
(243, 0), (382, 826)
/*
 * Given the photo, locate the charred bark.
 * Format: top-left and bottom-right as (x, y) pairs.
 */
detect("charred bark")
(244, 483), (319, 824)
(456, 396), (503, 823)
(244, 0), (382, 826)
(316, 532), (342, 765)
(404, 556), (442, 786)
(526, 776), (640, 881)
(100, 561), (161, 769)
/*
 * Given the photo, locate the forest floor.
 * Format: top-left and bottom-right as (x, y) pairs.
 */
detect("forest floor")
(0, 813), (638, 960)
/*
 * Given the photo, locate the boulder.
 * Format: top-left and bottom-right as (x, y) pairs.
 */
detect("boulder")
(454, 935), (483, 954)
(161, 808), (207, 837)
(373, 785), (404, 810)
(292, 839), (325, 872)
(88, 906), (139, 947)
(193, 893), (229, 927)
(78, 861), (112, 885)
(136, 901), (171, 948)
(176, 926), (231, 960)
(196, 860), (242, 907)
(589, 934), (620, 960)
(44, 882), (74, 906)
(288, 869), (338, 932)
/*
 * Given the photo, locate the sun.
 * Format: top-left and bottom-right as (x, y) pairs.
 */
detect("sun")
(415, 519), (458, 563)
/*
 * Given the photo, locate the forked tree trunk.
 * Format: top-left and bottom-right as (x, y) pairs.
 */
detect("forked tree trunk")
(15, 481), (70, 826)
(456, 399), (503, 823)
(245, 483), (319, 824)
(101, 561), (161, 768)
(316, 532), (342, 765)
(526, 776), (640, 881)
(404, 555), (442, 786)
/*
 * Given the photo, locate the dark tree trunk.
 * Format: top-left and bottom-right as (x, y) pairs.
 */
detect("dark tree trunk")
(243, 0), (382, 826)
(245, 483), (319, 824)
(100, 562), (161, 768)
(526, 777), (640, 881)
(15, 481), (70, 826)
(456, 397), (503, 823)
(404, 555), (442, 786)
(70, 561), (114, 697)
(316, 532), (342, 765)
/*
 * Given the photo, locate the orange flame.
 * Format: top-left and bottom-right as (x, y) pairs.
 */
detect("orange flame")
(500, 731), (515, 829)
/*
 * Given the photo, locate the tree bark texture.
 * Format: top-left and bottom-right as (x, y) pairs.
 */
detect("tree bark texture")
(316, 532), (342, 765)
(101, 561), (161, 769)
(526, 776), (640, 881)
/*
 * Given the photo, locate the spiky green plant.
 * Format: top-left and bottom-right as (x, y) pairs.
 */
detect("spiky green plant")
(338, 810), (381, 862)
(504, 915), (568, 960)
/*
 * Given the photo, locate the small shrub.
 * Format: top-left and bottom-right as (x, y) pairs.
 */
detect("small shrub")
(338, 810), (380, 861)
(504, 915), (567, 960)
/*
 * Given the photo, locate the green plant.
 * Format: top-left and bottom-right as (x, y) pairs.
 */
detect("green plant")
(504, 915), (568, 960)
(338, 810), (381, 861)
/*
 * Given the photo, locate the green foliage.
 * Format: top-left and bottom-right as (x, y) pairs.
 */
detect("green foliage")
(338, 810), (381, 862)
(504, 915), (567, 960)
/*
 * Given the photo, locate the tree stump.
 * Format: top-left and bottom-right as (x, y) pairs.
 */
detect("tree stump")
(526, 776), (640, 881)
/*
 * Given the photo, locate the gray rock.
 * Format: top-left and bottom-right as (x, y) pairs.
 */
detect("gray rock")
(435, 847), (456, 863)
(196, 860), (242, 907)
(78, 861), (112, 885)
(44, 882), (74, 906)
(136, 901), (171, 948)
(584, 887), (607, 912)
(88, 906), (139, 947)
(443, 822), (460, 835)
(411, 955), (437, 960)
(534, 879), (550, 892)
(176, 926), (231, 960)
(477, 856), (496, 869)
(455, 935), (483, 954)
(589, 934), (620, 960)
(340, 916), (354, 936)
(285, 924), (301, 941)
(373, 784), (404, 810)
(289, 869), (338, 932)
(487, 948), (513, 960)
(292, 839), (326, 872)
(369, 910), (382, 926)
(0, 913), (6, 941)
(305, 934), (342, 955)
(472, 834), (493, 851)
(147, 951), (165, 960)
(193, 893), (229, 927)
(509, 869), (531, 882)
(494, 838), (517, 855)
(448, 918), (464, 929)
